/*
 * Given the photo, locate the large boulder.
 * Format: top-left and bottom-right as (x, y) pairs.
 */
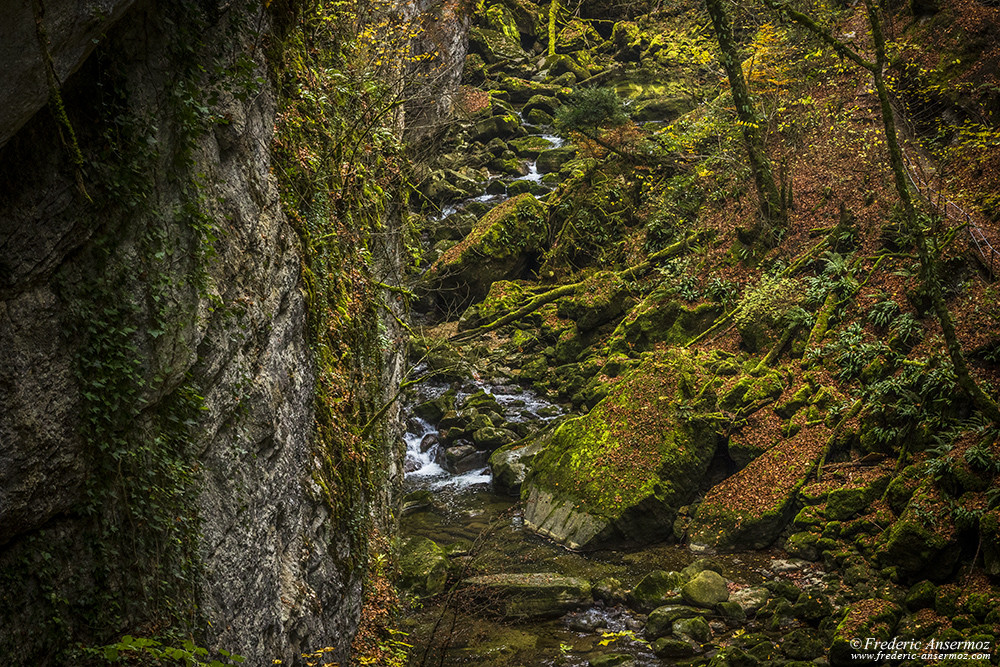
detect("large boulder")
(522, 349), (718, 549)
(607, 286), (721, 354)
(687, 425), (828, 551)
(536, 147), (577, 173)
(490, 434), (549, 496)
(630, 570), (685, 612)
(875, 481), (961, 581)
(399, 536), (448, 597)
(681, 570), (729, 608)
(426, 194), (547, 308)
(469, 26), (527, 64)
(555, 271), (630, 331)
(461, 572), (592, 619)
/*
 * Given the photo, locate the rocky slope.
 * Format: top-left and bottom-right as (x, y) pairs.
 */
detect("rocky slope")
(400, 0), (1000, 664)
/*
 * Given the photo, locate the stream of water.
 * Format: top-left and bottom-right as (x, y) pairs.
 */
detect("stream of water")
(401, 126), (787, 666)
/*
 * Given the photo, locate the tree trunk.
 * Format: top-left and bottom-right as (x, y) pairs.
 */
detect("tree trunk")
(705, 0), (786, 231)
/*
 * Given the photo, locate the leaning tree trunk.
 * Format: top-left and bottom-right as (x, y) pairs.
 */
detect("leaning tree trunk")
(758, 0), (1000, 424)
(705, 0), (786, 232)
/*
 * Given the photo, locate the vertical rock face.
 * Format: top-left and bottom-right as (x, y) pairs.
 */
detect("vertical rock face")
(0, 0), (403, 664)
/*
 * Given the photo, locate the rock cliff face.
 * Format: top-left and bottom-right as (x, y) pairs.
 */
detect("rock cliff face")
(0, 0), (405, 663)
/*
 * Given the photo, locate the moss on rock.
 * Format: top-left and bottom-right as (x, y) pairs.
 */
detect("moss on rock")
(522, 349), (718, 549)
(427, 193), (547, 307)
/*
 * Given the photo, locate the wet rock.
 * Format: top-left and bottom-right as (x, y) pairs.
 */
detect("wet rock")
(419, 433), (439, 453)
(673, 615), (711, 642)
(473, 426), (517, 450)
(399, 536), (448, 597)
(593, 577), (628, 606)
(444, 445), (488, 474)
(490, 433), (549, 496)
(646, 605), (710, 639)
(567, 607), (610, 632)
(401, 489), (434, 514)
(412, 389), (456, 423)
(630, 570), (685, 612)
(589, 654), (634, 667)
(682, 570), (729, 608)
(652, 636), (699, 659)
(461, 572), (592, 619)
(536, 147), (577, 172)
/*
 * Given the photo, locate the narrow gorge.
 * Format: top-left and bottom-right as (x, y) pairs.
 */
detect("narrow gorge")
(2, 0), (1000, 666)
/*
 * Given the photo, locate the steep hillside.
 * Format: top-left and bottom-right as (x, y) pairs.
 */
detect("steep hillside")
(398, 0), (1000, 664)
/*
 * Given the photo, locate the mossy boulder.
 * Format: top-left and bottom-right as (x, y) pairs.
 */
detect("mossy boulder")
(427, 194), (547, 307)
(687, 427), (827, 551)
(399, 536), (448, 597)
(632, 96), (695, 123)
(545, 53), (591, 81)
(646, 605), (710, 638)
(490, 438), (547, 497)
(508, 133), (555, 158)
(829, 600), (902, 666)
(826, 475), (891, 521)
(589, 654), (634, 667)
(472, 113), (524, 142)
(781, 628), (824, 660)
(607, 287), (721, 354)
(681, 570), (729, 608)
(497, 76), (560, 103)
(522, 94), (562, 118)
(556, 18), (602, 53)
(630, 570), (685, 612)
(461, 572), (592, 619)
(556, 271), (630, 331)
(485, 3), (520, 43)
(719, 371), (784, 413)
(652, 636), (699, 659)
(536, 146), (577, 172)
(522, 349), (717, 549)
(875, 481), (960, 581)
(459, 280), (528, 330)
(469, 26), (527, 64)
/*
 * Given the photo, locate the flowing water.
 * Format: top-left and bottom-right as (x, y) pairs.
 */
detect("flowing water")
(403, 126), (780, 666)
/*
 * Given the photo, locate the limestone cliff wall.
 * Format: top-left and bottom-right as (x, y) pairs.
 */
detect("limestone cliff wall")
(0, 0), (404, 663)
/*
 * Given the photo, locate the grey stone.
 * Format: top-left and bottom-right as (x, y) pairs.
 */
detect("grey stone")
(681, 570), (729, 608)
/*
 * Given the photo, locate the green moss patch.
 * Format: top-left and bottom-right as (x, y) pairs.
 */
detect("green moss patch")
(522, 349), (717, 548)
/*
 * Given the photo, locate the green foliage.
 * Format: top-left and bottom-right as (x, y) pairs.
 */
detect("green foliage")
(867, 295), (900, 328)
(268, 0), (408, 560)
(733, 274), (801, 331)
(555, 87), (630, 138)
(803, 252), (856, 306)
(706, 277), (739, 306)
(88, 635), (244, 666)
